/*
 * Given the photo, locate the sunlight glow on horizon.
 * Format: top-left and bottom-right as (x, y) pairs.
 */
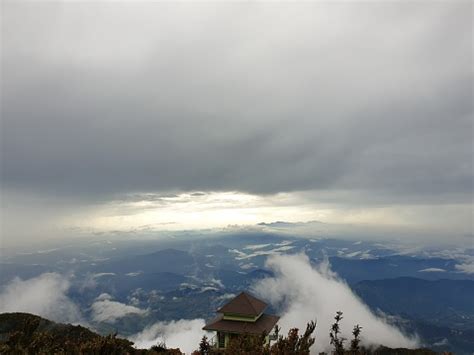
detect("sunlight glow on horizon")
(61, 190), (446, 234)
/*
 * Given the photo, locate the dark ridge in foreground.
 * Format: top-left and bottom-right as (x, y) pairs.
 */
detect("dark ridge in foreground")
(0, 312), (180, 354)
(0, 312), (440, 355)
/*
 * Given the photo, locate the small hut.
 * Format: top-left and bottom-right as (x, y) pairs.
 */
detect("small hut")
(203, 291), (279, 349)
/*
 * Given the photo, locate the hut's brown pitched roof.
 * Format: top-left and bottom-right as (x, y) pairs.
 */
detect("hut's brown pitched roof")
(217, 292), (267, 316)
(203, 313), (279, 335)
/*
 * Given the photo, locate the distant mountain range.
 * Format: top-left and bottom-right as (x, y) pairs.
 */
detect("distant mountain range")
(1, 233), (473, 353)
(330, 256), (465, 284)
(352, 277), (474, 354)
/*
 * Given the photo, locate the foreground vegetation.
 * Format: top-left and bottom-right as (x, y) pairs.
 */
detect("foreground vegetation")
(192, 311), (441, 355)
(0, 312), (444, 355)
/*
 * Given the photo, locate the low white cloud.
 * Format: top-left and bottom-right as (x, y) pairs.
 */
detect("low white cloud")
(229, 244), (296, 260)
(131, 319), (207, 353)
(432, 338), (449, 347)
(126, 271), (143, 277)
(455, 262), (474, 274)
(96, 293), (113, 301)
(244, 243), (272, 250)
(209, 278), (224, 289)
(418, 268), (446, 273)
(253, 254), (419, 353)
(92, 272), (116, 278)
(91, 293), (148, 323)
(0, 273), (82, 324)
(240, 262), (256, 270)
(215, 293), (236, 303)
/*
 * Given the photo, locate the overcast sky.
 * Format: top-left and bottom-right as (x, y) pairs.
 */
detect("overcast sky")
(1, 1), (472, 248)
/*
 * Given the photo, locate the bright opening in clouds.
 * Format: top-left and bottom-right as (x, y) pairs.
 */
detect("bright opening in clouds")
(52, 190), (470, 246)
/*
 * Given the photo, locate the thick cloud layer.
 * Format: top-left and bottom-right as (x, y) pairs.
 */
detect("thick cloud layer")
(253, 254), (419, 353)
(130, 319), (207, 353)
(91, 293), (148, 323)
(0, 273), (82, 324)
(1, 2), (471, 200)
(1, 2), (472, 247)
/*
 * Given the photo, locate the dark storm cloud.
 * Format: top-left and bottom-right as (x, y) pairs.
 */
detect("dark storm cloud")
(1, 1), (472, 203)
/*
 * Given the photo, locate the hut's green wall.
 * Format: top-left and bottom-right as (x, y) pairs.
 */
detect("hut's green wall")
(215, 332), (272, 349)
